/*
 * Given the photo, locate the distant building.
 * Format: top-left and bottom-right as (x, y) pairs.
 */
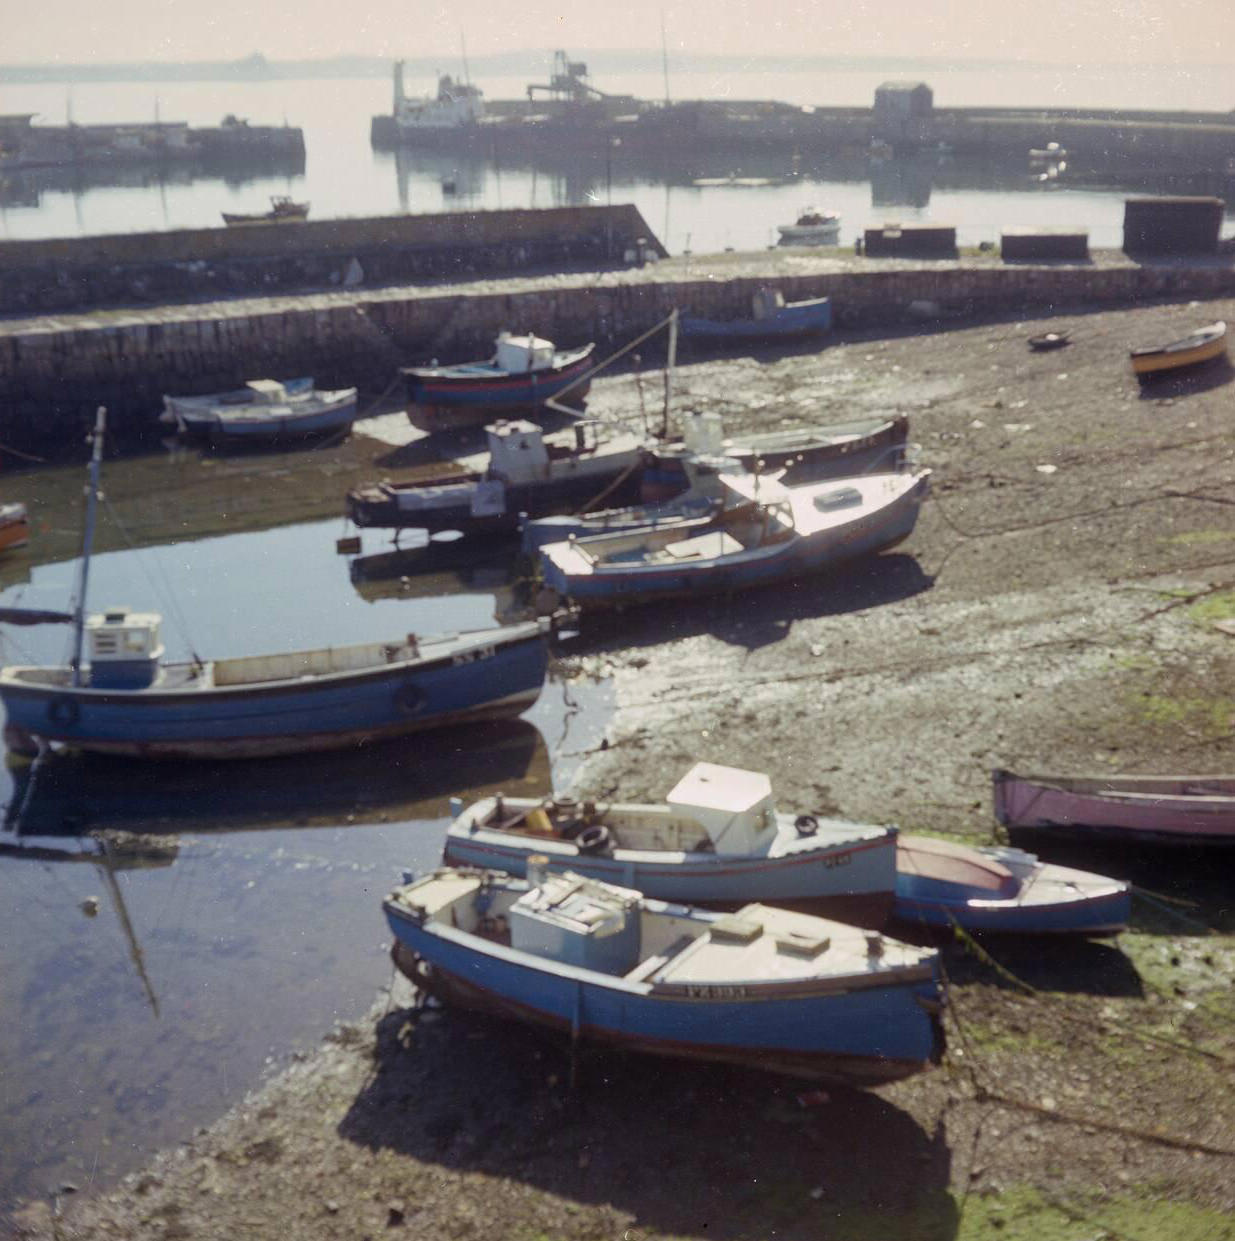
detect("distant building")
(873, 82), (934, 146)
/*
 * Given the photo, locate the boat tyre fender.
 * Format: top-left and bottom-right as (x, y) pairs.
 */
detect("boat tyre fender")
(47, 696), (80, 727)
(794, 814), (819, 837)
(576, 823), (612, 855)
(395, 683), (425, 715)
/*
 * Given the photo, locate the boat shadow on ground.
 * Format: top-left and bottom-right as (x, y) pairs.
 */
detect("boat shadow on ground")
(573, 552), (933, 654)
(0, 719), (548, 838)
(932, 934), (1145, 999)
(338, 1005), (958, 1240)
(1135, 355), (1235, 399)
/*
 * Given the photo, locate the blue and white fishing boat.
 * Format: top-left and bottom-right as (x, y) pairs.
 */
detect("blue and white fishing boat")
(0, 411), (550, 759)
(443, 763), (898, 927)
(537, 467), (931, 611)
(346, 419), (646, 536)
(892, 836), (1131, 936)
(680, 289), (833, 341)
(404, 333), (596, 431)
(385, 866), (945, 1085)
(161, 378), (360, 442)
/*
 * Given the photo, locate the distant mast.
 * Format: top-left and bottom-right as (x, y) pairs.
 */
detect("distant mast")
(460, 32), (472, 92)
(660, 11), (671, 106)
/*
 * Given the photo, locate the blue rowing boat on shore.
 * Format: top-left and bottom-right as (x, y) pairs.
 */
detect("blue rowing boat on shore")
(679, 290), (832, 342)
(385, 866), (945, 1086)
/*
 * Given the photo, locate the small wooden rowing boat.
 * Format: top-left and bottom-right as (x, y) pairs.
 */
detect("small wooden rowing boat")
(993, 769), (1235, 845)
(1028, 332), (1070, 352)
(443, 762), (899, 927)
(385, 867), (945, 1085)
(892, 835), (1130, 935)
(1130, 321), (1227, 379)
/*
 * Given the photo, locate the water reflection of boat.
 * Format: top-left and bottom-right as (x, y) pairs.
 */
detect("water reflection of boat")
(2, 720), (548, 835)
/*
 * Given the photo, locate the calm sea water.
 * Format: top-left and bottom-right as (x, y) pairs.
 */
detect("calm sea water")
(0, 492), (611, 1209)
(1, 63), (1230, 252)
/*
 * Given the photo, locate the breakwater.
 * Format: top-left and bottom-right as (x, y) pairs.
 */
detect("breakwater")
(5, 249), (1235, 454)
(0, 205), (665, 317)
(373, 97), (1235, 183)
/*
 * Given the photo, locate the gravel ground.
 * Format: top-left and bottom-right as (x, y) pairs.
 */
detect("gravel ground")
(11, 295), (1235, 1241)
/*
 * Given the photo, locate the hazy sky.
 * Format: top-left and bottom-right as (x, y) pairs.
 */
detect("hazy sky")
(8, 0), (1234, 66)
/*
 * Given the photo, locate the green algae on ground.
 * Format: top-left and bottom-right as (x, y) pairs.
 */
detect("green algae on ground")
(1187, 589), (1235, 626)
(1128, 692), (1235, 740)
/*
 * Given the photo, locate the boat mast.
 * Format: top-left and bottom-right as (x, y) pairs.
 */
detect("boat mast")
(460, 32), (472, 91)
(70, 406), (106, 689)
(661, 308), (678, 439)
(660, 11), (671, 107)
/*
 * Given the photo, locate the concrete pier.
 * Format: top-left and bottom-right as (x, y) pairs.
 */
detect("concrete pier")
(5, 246), (1235, 453)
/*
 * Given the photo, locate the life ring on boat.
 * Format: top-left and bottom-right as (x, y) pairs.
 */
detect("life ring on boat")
(394, 682), (425, 715)
(794, 814), (819, 838)
(576, 823), (613, 855)
(47, 696), (80, 727)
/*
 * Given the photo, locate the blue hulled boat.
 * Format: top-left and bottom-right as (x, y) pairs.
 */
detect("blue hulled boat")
(537, 468), (931, 611)
(443, 762), (898, 928)
(404, 333), (595, 430)
(0, 611), (549, 760)
(0, 410), (550, 760)
(161, 378), (360, 442)
(892, 836), (1131, 936)
(385, 867), (945, 1086)
(679, 289), (832, 341)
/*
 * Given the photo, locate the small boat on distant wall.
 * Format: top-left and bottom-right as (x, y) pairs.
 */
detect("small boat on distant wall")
(0, 502), (30, 554)
(221, 195), (310, 226)
(892, 836), (1131, 935)
(385, 867), (945, 1085)
(346, 419), (647, 537)
(161, 378), (360, 442)
(993, 769), (1235, 845)
(404, 333), (596, 430)
(776, 207), (842, 245)
(680, 289), (833, 342)
(443, 762), (899, 926)
(537, 467), (930, 611)
(1130, 321), (1227, 380)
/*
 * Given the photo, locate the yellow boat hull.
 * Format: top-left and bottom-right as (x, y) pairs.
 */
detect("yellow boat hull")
(1131, 322), (1227, 376)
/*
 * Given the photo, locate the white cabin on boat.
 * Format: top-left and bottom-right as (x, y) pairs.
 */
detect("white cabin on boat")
(666, 762), (779, 855)
(244, 379), (292, 404)
(86, 608), (165, 689)
(495, 333), (556, 374)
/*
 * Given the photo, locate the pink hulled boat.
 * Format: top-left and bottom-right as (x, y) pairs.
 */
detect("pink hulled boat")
(993, 769), (1235, 845)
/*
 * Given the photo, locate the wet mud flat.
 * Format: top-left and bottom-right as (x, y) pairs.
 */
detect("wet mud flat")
(11, 298), (1235, 1239)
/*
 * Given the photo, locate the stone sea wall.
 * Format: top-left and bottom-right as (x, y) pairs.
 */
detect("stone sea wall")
(3, 253), (1235, 452)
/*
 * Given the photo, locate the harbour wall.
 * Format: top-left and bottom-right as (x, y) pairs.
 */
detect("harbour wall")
(4, 253), (1235, 452)
(373, 101), (1235, 177)
(0, 205), (666, 317)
